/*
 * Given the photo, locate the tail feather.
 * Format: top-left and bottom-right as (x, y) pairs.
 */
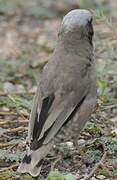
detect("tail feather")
(17, 141), (54, 177)
(29, 166), (42, 177)
(18, 162), (42, 177)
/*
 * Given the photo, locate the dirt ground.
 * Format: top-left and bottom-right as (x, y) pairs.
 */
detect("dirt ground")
(0, 0), (117, 180)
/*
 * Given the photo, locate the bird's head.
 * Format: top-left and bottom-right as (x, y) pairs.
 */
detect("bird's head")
(58, 9), (94, 45)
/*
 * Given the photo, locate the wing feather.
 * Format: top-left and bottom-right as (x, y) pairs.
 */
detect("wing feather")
(44, 95), (86, 144)
(32, 93), (55, 140)
(27, 85), (41, 141)
(30, 91), (86, 150)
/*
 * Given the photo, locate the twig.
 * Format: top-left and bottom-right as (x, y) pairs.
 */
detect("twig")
(0, 119), (28, 126)
(0, 127), (28, 137)
(0, 164), (18, 172)
(0, 142), (18, 148)
(83, 144), (107, 180)
(0, 90), (35, 96)
(0, 133), (10, 139)
(0, 111), (29, 118)
(51, 156), (61, 171)
(96, 31), (117, 39)
(0, 112), (17, 116)
(6, 127), (28, 133)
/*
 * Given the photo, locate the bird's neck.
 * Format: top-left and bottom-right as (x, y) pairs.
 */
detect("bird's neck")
(57, 37), (93, 58)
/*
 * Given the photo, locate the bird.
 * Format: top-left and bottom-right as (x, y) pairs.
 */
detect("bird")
(18, 9), (97, 177)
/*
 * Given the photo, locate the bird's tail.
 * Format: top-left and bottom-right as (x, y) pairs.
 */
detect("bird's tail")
(17, 141), (54, 177)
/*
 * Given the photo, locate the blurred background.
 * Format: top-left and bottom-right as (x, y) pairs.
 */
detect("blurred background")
(0, 0), (117, 180)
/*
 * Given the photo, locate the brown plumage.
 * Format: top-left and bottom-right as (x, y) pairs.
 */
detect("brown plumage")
(18, 9), (97, 177)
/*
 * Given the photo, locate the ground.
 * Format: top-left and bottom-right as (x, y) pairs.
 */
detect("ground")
(0, 0), (117, 180)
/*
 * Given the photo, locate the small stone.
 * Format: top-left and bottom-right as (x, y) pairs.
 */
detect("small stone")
(4, 82), (16, 93)
(66, 141), (74, 148)
(19, 109), (29, 116)
(16, 84), (25, 92)
(60, 141), (74, 149)
(96, 175), (106, 179)
(2, 106), (9, 112)
(3, 82), (25, 93)
(110, 117), (117, 123)
(78, 139), (86, 145)
(29, 86), (37, 93)
(37, 35), (47, 46)
(112, 108), (117, 115)
(91, 177), (97, 180)
(111, 129), (117, 135)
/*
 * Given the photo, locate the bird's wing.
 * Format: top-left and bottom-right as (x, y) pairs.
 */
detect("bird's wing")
(27, 85), (42, 142)
(29, 83), (88, 151)
(42, 94), (86, 145)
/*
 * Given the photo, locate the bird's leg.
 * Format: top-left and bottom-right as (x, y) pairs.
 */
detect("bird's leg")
(73, 137), (79, 150)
